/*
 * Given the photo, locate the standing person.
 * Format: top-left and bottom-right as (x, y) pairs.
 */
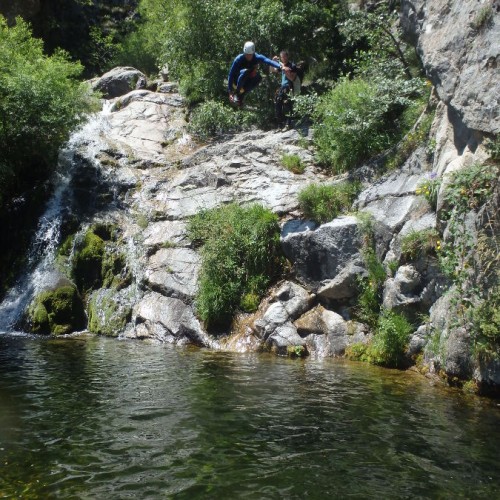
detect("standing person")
(273, 49), (301, 129)
(227, 41), (282, 107)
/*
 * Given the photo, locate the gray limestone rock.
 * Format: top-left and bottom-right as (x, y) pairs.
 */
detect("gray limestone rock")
(317, 260), (367, 300)
(144, 248), (200, 300)
(91, 67), (148, 99)
(402, 0), (500, 134)
(266, 323), (307, 356)
(294, 305), (369, 358)
(132, 292), (215, 347)
(383, 265), (422, 312)
(253, 281), (314, 340)
(281, 216), (363, 290)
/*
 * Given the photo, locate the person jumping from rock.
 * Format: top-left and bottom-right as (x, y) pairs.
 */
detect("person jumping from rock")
(228, 41), (282, 107)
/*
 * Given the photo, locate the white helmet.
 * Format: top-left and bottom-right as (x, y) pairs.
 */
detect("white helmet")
(243, 41), (255, 54)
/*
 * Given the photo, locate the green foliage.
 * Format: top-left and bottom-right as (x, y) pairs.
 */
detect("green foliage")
(485, 134), (500, 163)
(347, 310), (413, 368)
(187, 203), (282, 329)
(415, 173), (441, 210)
(439, 162), (500, 356)
(298, 181), (361, 224)
(291, 92), (319, 125)
(281, 153), (305, 174)
(352, 212), (386, 328)
(287, 345), (306, 358)
(400, 228), (440, 261)
(27, 285), (86, 335)
(121, 0), (348, 103)
(472, 285), (500, 359)
(0, 16), (99, 207)
(188, 100), (241, 140)
(385, 103), (435, 171)
(369, 310), (413, 367)
(23, 0), (139, 77)
(355, 246), (386, 328)
(313, 74), (424, 172)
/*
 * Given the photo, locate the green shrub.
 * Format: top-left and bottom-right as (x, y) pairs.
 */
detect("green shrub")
(349, 310), (414, 368)
(400, 228), (440, 261)
(472, 284), (500, 359)
(187, 203), (282, 329)
(188, 100), (241, 140)
(313, 75), (424, 173)
(439, 162), (500, 356)
(281, 153), (305, 174)
(369, 310), (413, 367)
(471, 5), (493, 30)
(354, 246), (386, 328)
(298, 181), (361, 224)
(385, 105), (434, 171)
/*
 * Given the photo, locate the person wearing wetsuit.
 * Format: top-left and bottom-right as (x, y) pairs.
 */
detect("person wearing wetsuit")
(228, 41), (282, 106)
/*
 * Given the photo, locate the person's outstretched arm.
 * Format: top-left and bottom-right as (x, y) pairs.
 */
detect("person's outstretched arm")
(255, 53), (281, 70)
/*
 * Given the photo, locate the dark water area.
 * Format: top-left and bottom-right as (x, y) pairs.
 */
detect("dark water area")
(0, 334), (499, 499)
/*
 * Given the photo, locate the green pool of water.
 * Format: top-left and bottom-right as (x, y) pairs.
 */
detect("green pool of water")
(1, 334), (499, 498)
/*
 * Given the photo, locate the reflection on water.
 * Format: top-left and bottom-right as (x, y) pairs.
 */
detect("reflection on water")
(0, 334), (499, 498)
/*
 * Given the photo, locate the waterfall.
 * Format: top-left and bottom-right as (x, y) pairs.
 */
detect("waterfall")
(0, 106), (110, 334)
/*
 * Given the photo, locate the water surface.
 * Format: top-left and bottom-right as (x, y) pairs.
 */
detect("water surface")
(1, 334), (499, 498)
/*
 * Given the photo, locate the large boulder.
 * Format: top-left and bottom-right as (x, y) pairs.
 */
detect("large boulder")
(253, 281), (314, 340)
(27, 276), (86, 335)
(281, 216), (363, 290)
(131, 291), (216, 347)
(294, 304), (370, 358)
(91, 67), (147, 99)
(87, 286), (135, 337)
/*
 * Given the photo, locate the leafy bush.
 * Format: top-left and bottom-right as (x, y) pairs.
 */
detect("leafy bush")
(439, 162), (500, 357)
(347, 310), (413, 368)
(0, 16), (99, 206)
(313, 74), (426, 173)
(369, 310), (413, 367)
(313, 78), (384, 172)
(354, 247), (386, 328)
(298, 181), (361, 224)
(281, 153), (305, 174)
(187, 203), (282, 329)
(188, 100), (241, 140)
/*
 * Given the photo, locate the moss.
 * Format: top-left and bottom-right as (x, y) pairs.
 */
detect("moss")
(28, 285), (86, 335)
(101, 251), (130, 289)
(58, 234), (75, 257)
(286, 345), (307, 358)
(30, 302), (50, 334)
(72, 230), (105, 292)
(87, 290), (131, 336)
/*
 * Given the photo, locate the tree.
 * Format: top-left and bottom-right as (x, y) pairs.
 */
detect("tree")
(0, 15), (99, 207)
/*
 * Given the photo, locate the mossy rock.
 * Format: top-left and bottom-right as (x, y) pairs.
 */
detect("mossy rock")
(72, 230), (105, 292)
(101, 250), (131, 289)
(87, 288), (133, 336)
(27, 285), (86, 335)
(72, 224), (127, 294)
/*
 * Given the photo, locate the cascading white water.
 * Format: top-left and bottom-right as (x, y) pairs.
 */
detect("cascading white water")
(0, 105), (111, 333)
